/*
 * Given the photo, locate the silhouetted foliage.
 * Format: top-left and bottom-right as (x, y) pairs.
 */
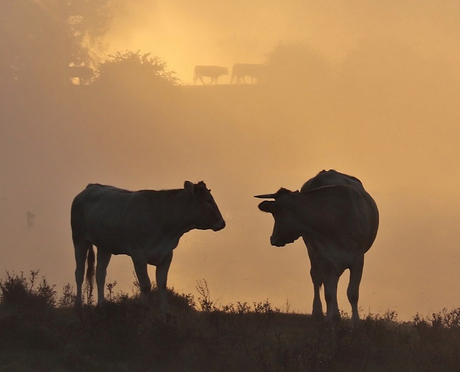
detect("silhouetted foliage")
(96, 50), (179, 91)
(0, 270), (56, 315)
(1, 271), (460, 371)
(0, 0), (121, 87)
(58, 283), (77, 307)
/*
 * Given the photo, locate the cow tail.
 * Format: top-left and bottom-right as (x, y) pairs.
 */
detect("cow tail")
(86, 246), (95, 301)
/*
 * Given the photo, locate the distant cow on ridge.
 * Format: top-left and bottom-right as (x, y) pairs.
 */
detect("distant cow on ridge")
(231, 63), (266, 84)
(71, 181), (226, 316)
(68, 66), (94, 85)
(194, 65), (228, 85)
(256, 170), (379, 322)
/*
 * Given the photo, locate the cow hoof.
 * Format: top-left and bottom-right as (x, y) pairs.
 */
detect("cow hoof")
(312, 311), (325, 322)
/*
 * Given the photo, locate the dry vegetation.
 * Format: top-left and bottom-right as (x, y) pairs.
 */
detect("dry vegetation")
(1, 271), (459, 372)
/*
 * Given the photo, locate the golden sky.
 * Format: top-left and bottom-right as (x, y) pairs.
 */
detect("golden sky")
(106, 1), (460, 83)
(2, 0), (460, 320)
(100, 1), (460, 319)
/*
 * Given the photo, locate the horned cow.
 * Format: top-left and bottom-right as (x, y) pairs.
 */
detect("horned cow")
(256, 170), (379, 322)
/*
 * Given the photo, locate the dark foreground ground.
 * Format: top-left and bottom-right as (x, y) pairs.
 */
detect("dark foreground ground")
(0, 272), (459, 372)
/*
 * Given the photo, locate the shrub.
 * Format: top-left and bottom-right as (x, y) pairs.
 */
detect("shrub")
(2, 270), (460, 371)
(0, 270), (56, 315)
(58, 283), (76, 307)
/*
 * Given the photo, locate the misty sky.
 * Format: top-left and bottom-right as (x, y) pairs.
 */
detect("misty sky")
(103, 1), (460, 319)
(106, 1), (460, 83)
(2, 0), (460, 321)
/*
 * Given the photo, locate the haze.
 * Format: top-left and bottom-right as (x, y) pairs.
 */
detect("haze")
(2, 0), (460, 320)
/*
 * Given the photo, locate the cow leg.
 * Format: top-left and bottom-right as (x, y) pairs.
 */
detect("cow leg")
(96, 250), (112, 305)
(323, 268), (340, 322)
(348, 256), (364, 323)
(132, 258), (151, 303)
(156, 251), (173, 317)
(74, 240), (91, 306)
(310, 266), (324, 319)
(304, 239), (324, 319)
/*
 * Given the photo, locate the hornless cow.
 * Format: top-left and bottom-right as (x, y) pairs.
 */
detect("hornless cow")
(193, 65), (228, 85)
(71, 181), (225, 315)
(231, 63), (266, 84)
(256, 170), (379, 322)
(68, 66), (94, 85)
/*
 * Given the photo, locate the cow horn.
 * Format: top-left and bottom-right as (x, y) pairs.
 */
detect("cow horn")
(254, 193), (277, 199)
(254, 188), (293, 199)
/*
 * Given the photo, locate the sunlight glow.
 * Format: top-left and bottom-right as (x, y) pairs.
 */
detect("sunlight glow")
(4, 0), (460, 322)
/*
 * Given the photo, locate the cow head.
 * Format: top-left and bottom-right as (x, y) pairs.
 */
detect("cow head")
(185, 181), (226, 231)
(255, 188), (303, 247)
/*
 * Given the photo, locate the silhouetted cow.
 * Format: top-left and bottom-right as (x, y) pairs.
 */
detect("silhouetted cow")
(71, 181), (226, 315)
(256, 170), (379, 322)
(231, 63), (265, 84)
(194, 65), (228, 85)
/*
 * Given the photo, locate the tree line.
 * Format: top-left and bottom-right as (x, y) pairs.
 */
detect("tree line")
(0, 0), (177, 92)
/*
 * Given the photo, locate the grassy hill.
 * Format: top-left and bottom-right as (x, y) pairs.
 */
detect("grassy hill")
(1, 271), (459, 372)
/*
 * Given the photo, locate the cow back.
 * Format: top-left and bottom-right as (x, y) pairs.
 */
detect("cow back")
(301, 170), (379, 252)
(301, 169), (363, 192)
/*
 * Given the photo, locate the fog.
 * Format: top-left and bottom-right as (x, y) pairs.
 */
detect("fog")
(2, 1), (460, 320)
(107, 1), (460, 83)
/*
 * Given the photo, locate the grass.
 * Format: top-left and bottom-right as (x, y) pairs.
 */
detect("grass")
(1, 271), (460, 371)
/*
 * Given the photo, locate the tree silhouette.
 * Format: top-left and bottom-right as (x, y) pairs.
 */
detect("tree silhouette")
(96, 50), (179, 90)
(0, 0), (120, 87)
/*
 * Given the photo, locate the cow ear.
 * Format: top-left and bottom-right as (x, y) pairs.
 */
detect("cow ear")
(184, 181), (194, 194)
(258, 201), (275, 213)
(195, 181), (208, 195)
(276, 188), (293, 197)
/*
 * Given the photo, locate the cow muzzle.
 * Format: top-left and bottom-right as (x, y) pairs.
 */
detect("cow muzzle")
(212, 219), (226, 231)
(270, 236), (286, 247)
(270, 234), (296, 247)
